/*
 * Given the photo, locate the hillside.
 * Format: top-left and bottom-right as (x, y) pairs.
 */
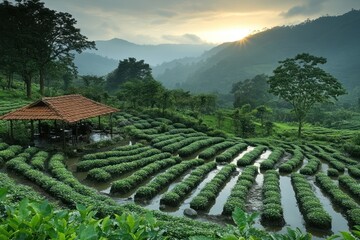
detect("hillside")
(154, 10), (360, 93)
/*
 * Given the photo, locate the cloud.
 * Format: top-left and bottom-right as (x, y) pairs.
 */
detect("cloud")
(281, 0), (326, 17)
(162, 34), (205, 44)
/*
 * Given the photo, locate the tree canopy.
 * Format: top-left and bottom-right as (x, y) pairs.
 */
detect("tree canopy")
(106, 58), (153, 91)
(0, 0), (95, 98)
(268, 53), (346, 137)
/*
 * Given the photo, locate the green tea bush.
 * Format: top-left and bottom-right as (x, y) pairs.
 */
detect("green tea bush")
(291, 173), (331, 229)
(215, 143), (248, 163)
(260, 148), (285, 170)
(178, 137), (224, 157)
(77, 148), (161, 171)
(161, 136), (208, 153)
(30, 151), (49, 170)
(82, 143), (145, 160)
(348, 165), (360, 179)
(0, 145), (22, 161)
(327, 168), (339, 177)
(261, 170), (284, 226)
(338, 175), (360, 199)
(153, 136), (185, 148)
(134, 159), (204, 200)
(315, 152), (345, 172)
(0, 142), (9, 150)
(279, 149), (304, 173)
(299, 156), (320, 175)
(222, 166), (257, 215)
(198, 141), (235, 159)
(191, 164), (236, 210)
(160, 162), (217, 206)
(111, 157), (180, 194)
(315, 173), (358, 213)
(237, 145), (267, 166)
(87, 153), (172, 181)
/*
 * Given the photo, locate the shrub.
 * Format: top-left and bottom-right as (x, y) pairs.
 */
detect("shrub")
(327, 168), (339, 177)
(215, 143), (248, 163)
(299, 156), (320, 175)
(237, 145), (267, 166)
(338, 175), (360, 199)
(178, 137), (224, 157)
(279, 149), (304, 173)
(348, 165), (360, 179)
(260, 148), (284, 170)
(198, 141), (235, 159)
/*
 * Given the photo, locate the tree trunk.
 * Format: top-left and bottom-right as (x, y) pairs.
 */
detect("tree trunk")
(39, 68), (45, 96)
(23, 73), (32, 99)
(297, 119), (303, 138)
(7, 72), (13, 89)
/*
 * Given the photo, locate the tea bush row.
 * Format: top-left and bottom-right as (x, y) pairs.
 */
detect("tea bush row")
(152, 136), (185, 148)
(260, 148), (285, 170)
(348, 165), (360, 178)
(299, 156), (321, 175)
(134, 159), (205, 200)
(338, 175), (360, 199)
(237, 145), (267, 166)
(110, 157), (181, 194)
(315, 152), (345, 172)
(198, 141), (236, 160)
(30, 151), (49, 170)
(315, 173), (360, 226)
(77, 148), (161, 171)
(0, 145), (22, 161)
(160, 161), (217, 206)
(178, 137), (224, 157)
(150, 134), (183, 144)
(190, 164), (236, 210)
(82, 143), (145, 160)
(215, 143), (248, 163)
(279, 149), (304, 173)
(261, 170), (284, 226)
(291, 173), (331, 229)
(161, 136), (208, 153)
(87, 152), (172, 182)
(222, 166), (257, 215)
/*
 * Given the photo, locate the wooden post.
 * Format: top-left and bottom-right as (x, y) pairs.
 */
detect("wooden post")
(109, 113), (113, 138)
(30, 120), (34, 143)
(10, 120), (14, 140)
(62, 121), (66, 150)
(38, 120), (41, 137)
(98, 116), (101, 130)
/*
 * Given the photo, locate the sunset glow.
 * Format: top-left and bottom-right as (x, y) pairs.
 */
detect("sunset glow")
(201, 28), (253, 43)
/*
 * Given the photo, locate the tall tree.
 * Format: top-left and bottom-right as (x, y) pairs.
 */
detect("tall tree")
(106, 58), (152, 91)
(0, 0), (95, 97)
(232, 74), (272, 108)
(268, 53), (346, 137)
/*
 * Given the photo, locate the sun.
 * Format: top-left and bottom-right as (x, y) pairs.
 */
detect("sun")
(201, 28), (252, 44)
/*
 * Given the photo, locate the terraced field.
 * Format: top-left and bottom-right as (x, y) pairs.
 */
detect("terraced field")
(1, 112), (360, 238)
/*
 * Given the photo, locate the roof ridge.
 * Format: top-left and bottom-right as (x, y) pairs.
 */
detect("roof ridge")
(41, 97), (65, 120)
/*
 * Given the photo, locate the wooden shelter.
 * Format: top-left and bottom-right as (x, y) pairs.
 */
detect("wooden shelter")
(0, 94), (119, 146)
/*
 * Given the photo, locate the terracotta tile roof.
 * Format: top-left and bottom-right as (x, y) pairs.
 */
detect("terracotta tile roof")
(0, 94), (119, 123)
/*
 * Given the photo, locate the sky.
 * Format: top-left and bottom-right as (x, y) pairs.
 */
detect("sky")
(41, 0), (360, 44)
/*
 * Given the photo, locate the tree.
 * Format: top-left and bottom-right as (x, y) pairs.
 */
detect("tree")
(0, 0), (95, 97)
(268, 53), (346, 137)
(106, 58), (152, 91)
(232, 74), (272, 108)
(254, 105), (272, 128)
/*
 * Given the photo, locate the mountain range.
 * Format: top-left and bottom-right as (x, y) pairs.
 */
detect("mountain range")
(74, 10), (360, 94)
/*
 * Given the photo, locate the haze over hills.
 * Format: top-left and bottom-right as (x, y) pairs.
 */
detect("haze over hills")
(154, 10), (360, 93)
(74, 38), (214, 76)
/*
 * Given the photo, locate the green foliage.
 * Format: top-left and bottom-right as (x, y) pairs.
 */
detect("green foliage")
(279, 149), (304, 173)
(315, 152), (345, 172)
(268, 53), (346, 137)
(223, 166), (257, 215)
(348, 165), (360, 179)
(299, 156), (320, 175)
(261, 170), (284, 226)
(0, 190), (166, 240)
(260, 148), (285, 170)
(190, 164), (236, 210)
(215, 143), (248, 163)
(338, 175), (360, 200)
(160, 161), (216, 206)
(178, 137), (224, 157)
(291, 173), (331, 229)
(111, 157), (179, 194)
(135, 159), (204, 200)
(237, 145), (267, 166)
(327, 168), (339, 177)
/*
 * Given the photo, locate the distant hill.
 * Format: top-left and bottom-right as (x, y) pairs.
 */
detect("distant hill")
(154, 10), (360, 93)
(74, 38), (214, 76)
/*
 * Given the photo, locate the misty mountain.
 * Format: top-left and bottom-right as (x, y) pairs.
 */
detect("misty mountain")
(154, 10), (360, 93)
(74, 53), (118, 76)
(74, 38), (214, 76)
